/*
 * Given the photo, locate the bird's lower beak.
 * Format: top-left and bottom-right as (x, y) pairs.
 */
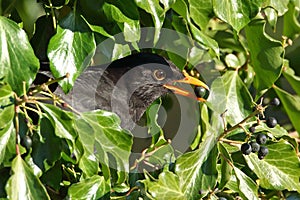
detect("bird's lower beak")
(163, 71), (209, 102)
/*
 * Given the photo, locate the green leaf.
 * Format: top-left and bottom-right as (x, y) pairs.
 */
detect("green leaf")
(218, 143), (233, 190)
(245, 20), (284, 92)
(38, 103), (77, 149)
(207, 70), (252, 125)
(79, 110), (133, 183)
(264, 7), (278, 29)
(245, 141), (300, 192)
(144, 171), (186, 200)
(283, 2), (300, 39)
(0, 122), (15, 165)
(67, 175), (110, 200)
(175, 133), (218, 199)
(47, 12), (96, 93)
(189, 0), (213, 30)
(135, 0), (165, 44)
(233, 166), (259, 200)
(273, 85), (300, 135)
(213, 0), (261, 32)
(0, 82), (15, 164)
(146, 99), (165, 145)
(172, 0), (219, 56)
(263, 0), (289, 16)
(5, 155), (50, 200)
(283, 67), (300, 96)
(31, 117), (62, 171)
(103, 3), (140, 42)
(74, 117), (99, 177)
(0, 16), (39, 95)
(0, 82), (14, 129)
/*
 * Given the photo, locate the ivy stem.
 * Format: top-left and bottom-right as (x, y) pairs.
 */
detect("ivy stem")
(218, 109), (260, 140)
(14, 95), (20, 156)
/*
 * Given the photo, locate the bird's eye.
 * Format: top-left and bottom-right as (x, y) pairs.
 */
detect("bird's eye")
(153, 69), (166, 81)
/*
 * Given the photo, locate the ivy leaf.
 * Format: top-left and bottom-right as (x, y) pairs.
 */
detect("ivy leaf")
(245, 20), (284, 92)
(189, 0), (213, 30)
(135, 0), (165, 44)
(103, 3), (140, 43)
(38, 103), (77, 150)
(273, 85), (300, 135)
(233, 166), (259, 200)
(283, 2), (300, 39)
(67, 175), (110, 200)
(0, 82), (14, 129)
(218, 143), (233, 190)
(263, 0), (289, 16)
(172, 0), (219, 56)
(207, 70), (253, 125)
(31, 117), (62, 171)
(213, 0), (261, 32)
(5, 155), (50, 200)
(144, 171), (186, 200)
(175, 133), (218, 199)
(282, 67), (300, 96)
(245, 141), (300, 192)
(80, 110), (133, 183)
(47, 12), (96, 93)
(74, 117), (99, 177)
(0, 82), (15, 164)
(0, 16), (39, 95)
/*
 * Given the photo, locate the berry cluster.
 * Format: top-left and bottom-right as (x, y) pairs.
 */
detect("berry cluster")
(241, 132), (269, 159)
(240, 97), (280, 159)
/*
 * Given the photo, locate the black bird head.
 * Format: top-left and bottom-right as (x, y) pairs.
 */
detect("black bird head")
(50, 53), (208, 130)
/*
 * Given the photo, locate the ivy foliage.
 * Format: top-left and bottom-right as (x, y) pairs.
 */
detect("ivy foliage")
(0, 0), (300, 199)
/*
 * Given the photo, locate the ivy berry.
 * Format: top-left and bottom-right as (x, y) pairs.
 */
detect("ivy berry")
(266, 117), (277, 128)
(256, 133), (267, 145)
(258, 146), (269, 160)
(270, 97), (280, 106)
(241, 143), (252, 155)
(21, 135), (33, 149)
(194, 86), (207, 98)
(250, 141), (260, 153)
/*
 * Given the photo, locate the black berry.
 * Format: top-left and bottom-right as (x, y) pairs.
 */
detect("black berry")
(256, 133), (267, 145)
(194, 86), (207, 98)
(250, 141), (260, 152)
(241, 143), (252, 155)
(258, 146), (269, 159)
(249, 126), (256, 133)
(270, 97), (280, 106)
(266, 117), (277, 128)
(21, 135), (32, 149)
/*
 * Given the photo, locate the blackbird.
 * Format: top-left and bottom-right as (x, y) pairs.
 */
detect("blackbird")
(38, 53), (208, 130)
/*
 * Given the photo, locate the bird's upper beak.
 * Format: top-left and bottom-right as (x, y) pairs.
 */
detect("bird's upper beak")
(163, 71), (209, 102)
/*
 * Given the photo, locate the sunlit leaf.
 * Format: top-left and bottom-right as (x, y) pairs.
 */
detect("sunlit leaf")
(0, 17), (39, 95)
(135, 0), (165, 44)
(79, 110), (133, 183)
(47, 12), (96, 93)
(103, 3), (140, 42)
(5, 155), (50, 200)
(67, 175), (110, 199)
(213, 0), (262, 32)
(175, 133), (218, 199)
(144, 171), (186, 200)
(245, 20), (284, 92)
(233, 166), (259, 200)
(207, 70), (252, 125)
(245, 141), (300, 192)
